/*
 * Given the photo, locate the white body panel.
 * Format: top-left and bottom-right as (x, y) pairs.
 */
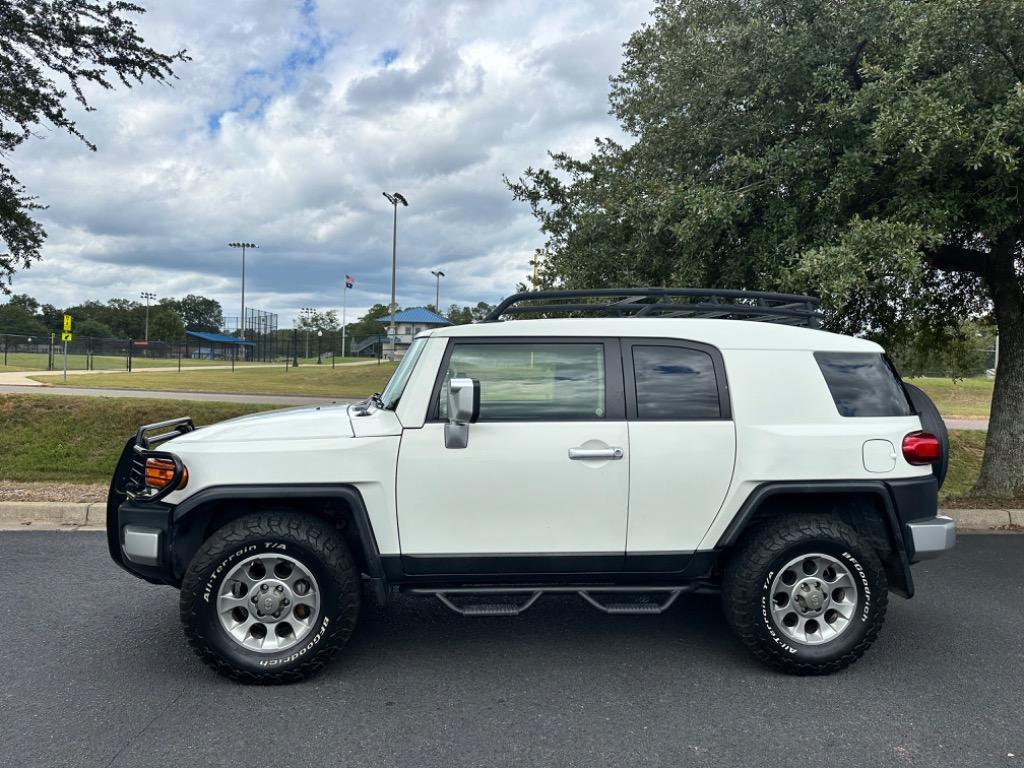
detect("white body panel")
(625, 421), (736, 552)
(396, 421), (629, 554)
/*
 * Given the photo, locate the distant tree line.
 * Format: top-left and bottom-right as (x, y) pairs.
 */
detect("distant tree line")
(0, 293), (224, 341)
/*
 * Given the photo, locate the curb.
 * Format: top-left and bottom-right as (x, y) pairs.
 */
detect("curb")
(0, 501), (105, 529)
(0, 502), (1021, 532)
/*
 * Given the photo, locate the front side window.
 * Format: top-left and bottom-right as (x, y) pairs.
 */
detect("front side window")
(815, 352), (913, 417)
(439, 343), (606, 420)
(632, 345), (721, 419)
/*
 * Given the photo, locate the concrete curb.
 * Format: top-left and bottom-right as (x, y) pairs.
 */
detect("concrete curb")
(0, 502), (1021, 532)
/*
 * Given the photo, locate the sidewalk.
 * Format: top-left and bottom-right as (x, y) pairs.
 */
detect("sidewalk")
(1, 501), (1019, 532)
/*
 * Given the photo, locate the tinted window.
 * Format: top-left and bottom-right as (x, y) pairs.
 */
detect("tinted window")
(632, 346), (721, 419)
(440, 343), (605, 420)
(815, 352), (912, 417)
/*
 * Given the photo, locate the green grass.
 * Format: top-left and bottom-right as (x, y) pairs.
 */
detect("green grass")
(942, 429), (985, 499)
(32, 360), (399, 397)
(0, 395), (271, 483)
(906, 376), (992, 419)
(1, 352), (275, 372)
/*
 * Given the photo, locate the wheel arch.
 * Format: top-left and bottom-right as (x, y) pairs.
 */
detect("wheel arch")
(717, 481), (914, 598)
(169, 485), (386, 594)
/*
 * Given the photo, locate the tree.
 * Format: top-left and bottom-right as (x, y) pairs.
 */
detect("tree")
(170, 295), (223, 333)
(75, 317), (113, 339)
(508, 0), (1024, 497)
(0, 1), (187, 290)
(296, 309), (340, 333)
(148, 309), (185, 342)
(0, 293), (45, 334)
(345, 303), (391, 340)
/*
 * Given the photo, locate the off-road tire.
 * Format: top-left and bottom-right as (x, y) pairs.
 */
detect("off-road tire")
(180, 512), (360, 684)
(722, 514), (888, 675)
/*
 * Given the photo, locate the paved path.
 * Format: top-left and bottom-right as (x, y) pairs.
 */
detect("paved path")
(945, 417), (989, 431)
(0, 532), (1021, 768)
(0, 383), (356, 406)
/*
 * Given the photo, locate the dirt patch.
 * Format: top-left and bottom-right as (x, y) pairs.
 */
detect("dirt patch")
(940, 495), (1024, 509)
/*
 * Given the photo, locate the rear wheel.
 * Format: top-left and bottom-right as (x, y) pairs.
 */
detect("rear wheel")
(180, 512), (360, 684)
(722, 514), (887, 674)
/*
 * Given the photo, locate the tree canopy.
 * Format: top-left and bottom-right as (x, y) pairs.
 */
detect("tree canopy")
(509, 0), (1024, 496)
(0, 0), (187, 289)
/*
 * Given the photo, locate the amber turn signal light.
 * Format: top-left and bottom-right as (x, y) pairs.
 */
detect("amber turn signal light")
(144, 457), (188, 490)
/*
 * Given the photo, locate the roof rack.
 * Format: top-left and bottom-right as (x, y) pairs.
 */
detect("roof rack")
(483, 288), (822, 328)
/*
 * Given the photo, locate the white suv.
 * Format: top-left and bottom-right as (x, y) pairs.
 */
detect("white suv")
(106, 289), (955, 683)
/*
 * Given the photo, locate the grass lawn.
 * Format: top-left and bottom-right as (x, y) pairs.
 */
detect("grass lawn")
(32, 360), (398, 397)
(906, 376), (992, 419)
(1, 351), (277, 372)
(0, 395), (271, 483)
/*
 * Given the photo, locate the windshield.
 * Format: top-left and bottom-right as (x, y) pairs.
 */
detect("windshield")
(378, 337), (427, 409)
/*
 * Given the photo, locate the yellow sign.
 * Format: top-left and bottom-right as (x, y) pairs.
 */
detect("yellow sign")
(61, 332), (73, 342)
(63, 314), (72, 332)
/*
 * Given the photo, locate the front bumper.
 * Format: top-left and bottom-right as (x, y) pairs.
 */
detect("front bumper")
(906, 515), (957, 562)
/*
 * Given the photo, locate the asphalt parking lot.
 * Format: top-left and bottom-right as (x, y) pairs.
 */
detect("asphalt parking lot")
(0, 532), (1020, 768)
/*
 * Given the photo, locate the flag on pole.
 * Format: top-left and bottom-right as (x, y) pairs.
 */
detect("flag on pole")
(345, 275), (355, 289)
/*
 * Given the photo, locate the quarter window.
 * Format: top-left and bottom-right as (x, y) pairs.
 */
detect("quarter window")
(815, 352), (913, 417)
(439, 343), (606, 420)
(632, 345), (721, 419)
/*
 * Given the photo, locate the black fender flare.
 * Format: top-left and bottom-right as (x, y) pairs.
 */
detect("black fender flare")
(168, 484), (386, 596)
(716, 480), (915, 598)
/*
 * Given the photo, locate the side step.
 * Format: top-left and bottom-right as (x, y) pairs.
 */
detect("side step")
(407, 585), (691, 617)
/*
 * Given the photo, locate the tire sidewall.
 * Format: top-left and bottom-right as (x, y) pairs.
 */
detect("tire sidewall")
(755, 538), (881, 664)
(185, 532), (355, 675)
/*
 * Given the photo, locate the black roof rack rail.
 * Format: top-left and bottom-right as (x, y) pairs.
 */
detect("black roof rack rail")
(483, 288), (823, 328)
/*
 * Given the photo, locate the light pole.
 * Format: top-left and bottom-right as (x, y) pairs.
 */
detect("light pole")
(140, 291), (156, 342)
(382, 192), (408, 359)
(430, 269), (445, 312)
(317, 330), (323, 364)
(228, 242), (258, 341)
(300, 307), (315, 359)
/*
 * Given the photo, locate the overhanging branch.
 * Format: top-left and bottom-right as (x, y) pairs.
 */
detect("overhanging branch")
(925, 244), (988, 274)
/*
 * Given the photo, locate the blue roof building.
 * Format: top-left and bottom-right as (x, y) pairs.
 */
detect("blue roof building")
(362, 307), (451, 359)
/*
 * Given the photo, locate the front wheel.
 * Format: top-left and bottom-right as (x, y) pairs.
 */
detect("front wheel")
(722, 515), (888, 674)
(180, 512), (361, 684)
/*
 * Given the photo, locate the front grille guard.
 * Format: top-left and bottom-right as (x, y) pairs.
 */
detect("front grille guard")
(123, 417), (194, 503)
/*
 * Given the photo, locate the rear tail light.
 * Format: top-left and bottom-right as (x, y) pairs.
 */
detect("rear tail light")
(144, 457), (188, 490)
(902, 432), (942, 465)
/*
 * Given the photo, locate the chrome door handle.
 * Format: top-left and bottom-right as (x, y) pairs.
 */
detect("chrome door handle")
(568, 447), (624, 460)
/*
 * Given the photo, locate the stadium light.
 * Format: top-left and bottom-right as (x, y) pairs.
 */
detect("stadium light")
(430, 269), (445, 312)
(140, 291), (156, 341)
(228, 242), (258, 339)
(382, 192), (408, 360)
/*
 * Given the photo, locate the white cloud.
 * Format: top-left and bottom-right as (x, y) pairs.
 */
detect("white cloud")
(4, 0), (652, 324)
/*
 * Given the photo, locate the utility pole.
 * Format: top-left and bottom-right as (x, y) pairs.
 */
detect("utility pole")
(140, 291), (156, 341)
(382, 192), (408, 359)
(431, 269), (445, 312)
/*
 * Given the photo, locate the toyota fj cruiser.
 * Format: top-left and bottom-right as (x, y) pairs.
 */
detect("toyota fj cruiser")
(107, 288), (955, 683)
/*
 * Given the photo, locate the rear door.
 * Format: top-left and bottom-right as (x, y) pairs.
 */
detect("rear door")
(396, 338), (629, 575)
(622, 339), (736, 564)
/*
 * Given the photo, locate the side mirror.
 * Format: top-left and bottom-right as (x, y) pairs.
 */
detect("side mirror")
(445, 377), (480, 449)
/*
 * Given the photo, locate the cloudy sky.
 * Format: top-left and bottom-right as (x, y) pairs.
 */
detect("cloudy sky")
(6, 0), (651, 326)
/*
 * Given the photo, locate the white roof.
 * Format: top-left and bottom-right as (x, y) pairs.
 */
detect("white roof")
(423, 318), (880, 352)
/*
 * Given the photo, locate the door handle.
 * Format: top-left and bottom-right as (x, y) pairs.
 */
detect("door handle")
(568, 447), (624, 460)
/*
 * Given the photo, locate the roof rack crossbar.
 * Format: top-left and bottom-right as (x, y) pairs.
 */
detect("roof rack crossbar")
(483, 288), (822, 327)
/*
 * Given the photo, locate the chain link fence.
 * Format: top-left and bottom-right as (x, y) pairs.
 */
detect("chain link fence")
(1, 333), (132, 371)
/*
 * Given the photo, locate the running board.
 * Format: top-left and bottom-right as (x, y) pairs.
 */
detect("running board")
(407, 585), (691, 617)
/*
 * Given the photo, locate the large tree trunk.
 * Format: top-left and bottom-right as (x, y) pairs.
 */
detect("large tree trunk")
(971, 240), (1024, 497)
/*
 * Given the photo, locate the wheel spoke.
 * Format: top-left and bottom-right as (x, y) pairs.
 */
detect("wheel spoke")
(768, 552), (859, 648)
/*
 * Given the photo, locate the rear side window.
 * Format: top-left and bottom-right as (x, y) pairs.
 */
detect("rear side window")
(632, 345), (721, 419)
(815, 352), (912, 417)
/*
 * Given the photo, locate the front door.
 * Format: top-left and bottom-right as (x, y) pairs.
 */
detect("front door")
(396, 338), (628, 575)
